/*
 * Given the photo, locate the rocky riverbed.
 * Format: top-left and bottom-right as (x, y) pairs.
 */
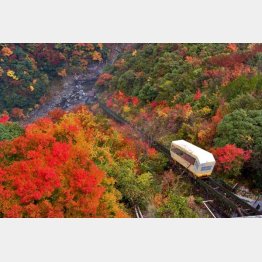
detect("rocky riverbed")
(20, 62), (104, 126)
(20, 43), (132, 126)
(19, 44), (129, 126)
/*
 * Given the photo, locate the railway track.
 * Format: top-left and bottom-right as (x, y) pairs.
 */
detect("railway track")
(95, 99), (262, 218)
(198, 178), (261, 217)
(134, 205), (144, 218)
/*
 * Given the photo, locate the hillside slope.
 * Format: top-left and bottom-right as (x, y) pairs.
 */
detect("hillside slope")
(98, 43), (262, 190)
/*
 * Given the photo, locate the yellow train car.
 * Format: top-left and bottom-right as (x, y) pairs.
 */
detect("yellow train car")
(170, 140), (216, 178)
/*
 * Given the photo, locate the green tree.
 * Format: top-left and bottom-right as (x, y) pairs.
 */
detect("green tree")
(215, 109), (262, 188)
(138, 83), (158, 102)
(215, 109), (262, 149)
(156, 192), (198, 218)
(228, 93), (261, 113)
(0, 123), (24, 141)
(106, 159), (154, 209)
(117, 70), (136, 95)
(221, 75), (262, 101)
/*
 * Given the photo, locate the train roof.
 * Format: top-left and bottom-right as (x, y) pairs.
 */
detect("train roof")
(171, 140), (215, 164)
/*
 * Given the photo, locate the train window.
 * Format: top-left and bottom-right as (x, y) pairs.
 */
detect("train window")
(172, 147), (195, 165)
(201, 166), (212, 171)
(182, 152), (195, 165)
(172, 147), (184, 156)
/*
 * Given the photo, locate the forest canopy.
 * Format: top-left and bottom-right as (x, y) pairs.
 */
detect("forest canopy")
(0, 44), (105, 116)
(98, 43), (262, 189)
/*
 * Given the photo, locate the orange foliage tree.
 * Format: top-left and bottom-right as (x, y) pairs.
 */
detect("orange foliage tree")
(0, 107), (129, 218)
(197, 106), (224, 147)
(92, 51), (102, 62)
(1, 47), (13, 57)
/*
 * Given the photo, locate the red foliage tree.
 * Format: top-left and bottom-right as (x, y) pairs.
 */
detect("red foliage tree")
(106, 91), (141, 111)
(227, 43), (238, 52)
(48, 108), (65, 122)
(174, 103), (192, 119)
(34, 44), (66, 66)
(208, 52), (251, 68)
(204, 63), (252, 86)
(96, 73), (113, 86)
(150, 101), (167, 108)
(0, 113), (9, 124)
(0, 111), (128, 218)
(131, 96), (139, 106)
(250, 43), (262, 53)
(11, 108), (25, 120)
(211, 144), (252, 177)
(194, 88), (202, 101)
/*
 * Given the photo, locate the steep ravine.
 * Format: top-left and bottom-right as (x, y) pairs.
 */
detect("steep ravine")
(20, 44), (128, 126)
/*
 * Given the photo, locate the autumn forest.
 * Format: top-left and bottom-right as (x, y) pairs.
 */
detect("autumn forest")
(0, 43), (262, 218)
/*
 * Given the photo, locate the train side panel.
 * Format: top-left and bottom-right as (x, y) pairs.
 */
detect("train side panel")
(170, 151), (198, 176)
(170, 151), (214, 178)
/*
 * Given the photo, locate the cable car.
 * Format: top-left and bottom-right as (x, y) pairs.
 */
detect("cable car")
(170, 140), (216, 178)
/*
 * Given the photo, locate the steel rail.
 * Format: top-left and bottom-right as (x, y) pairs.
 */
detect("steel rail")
(203, 201), (217, 218)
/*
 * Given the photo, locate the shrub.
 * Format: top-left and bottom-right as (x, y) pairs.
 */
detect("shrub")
(211, 144), (252, 178)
